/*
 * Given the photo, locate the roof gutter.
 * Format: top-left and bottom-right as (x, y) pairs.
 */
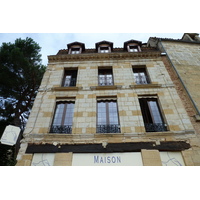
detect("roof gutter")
(158, 38), (200, 118)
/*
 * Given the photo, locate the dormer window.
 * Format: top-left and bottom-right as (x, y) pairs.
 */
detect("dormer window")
(67, 42), (85, 55)
(95, 41), (113, 53)
(128, 45), (140, 52)
(99, 45), (110, 53)
(124, 40), (142, 53)
(71, 47), (81, 54)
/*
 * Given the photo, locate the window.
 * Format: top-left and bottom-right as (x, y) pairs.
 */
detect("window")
(97, 99), (120, 133)
(99, 46), (110, 53)
(133, 67), (150, 84)
(62, 70), (77, 87)
(98, 68), (113, 86)
(139, 98), (167, 132)
(71, 47), (81, 54)
(50, 101), (75, 134)
(128, 45), (140, 52)
(67, 42), (85, 54)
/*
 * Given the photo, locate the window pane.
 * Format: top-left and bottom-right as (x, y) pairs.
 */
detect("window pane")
(108, 101), (119, 124)
(97, 101), (107, 125)
(52, 104), (65, 125)
(63, 70), (77, 87)
(64, 103), (74, 125)
(98, 69), (113, 86)
(148, 101), (163, 124)
(133, 68), (149, 84)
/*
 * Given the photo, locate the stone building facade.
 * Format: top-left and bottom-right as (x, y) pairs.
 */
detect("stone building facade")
(16, 38), (197, 166)
(148, 33), (200, 165)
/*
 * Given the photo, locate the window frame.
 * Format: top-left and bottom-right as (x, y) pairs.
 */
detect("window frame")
(62, 69), (78, 87)
(68, 46), (82, 54)
(139, 97), (167, 132)
(71, 47), (81, 54)
(50, 101), (75, 134)
(132, 66), (151, 85)
(98, 45), (111, 53)
(98, 67), (114, 86)
(128, 45), (139, 52)
(96, 98), (120, 133)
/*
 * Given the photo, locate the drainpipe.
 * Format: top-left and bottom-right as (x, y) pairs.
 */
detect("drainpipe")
(158, 38), (200, 119)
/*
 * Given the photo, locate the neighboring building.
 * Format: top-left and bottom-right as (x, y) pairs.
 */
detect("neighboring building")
(16, 37), (196, 166)
(148, 33), (200, 165)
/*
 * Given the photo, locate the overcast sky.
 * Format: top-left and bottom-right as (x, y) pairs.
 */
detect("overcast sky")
(0, 33), (184, 65)
(1, 1), (198, 66)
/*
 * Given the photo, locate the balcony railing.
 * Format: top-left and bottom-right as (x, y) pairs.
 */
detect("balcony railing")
(63, 78), (77, 87)
(135, 76), (150, 85)
(145, 123), (167, 132)
(97, 124), (121, 133)
(50, 125), (72, 134)
(98, 77), (113, 86)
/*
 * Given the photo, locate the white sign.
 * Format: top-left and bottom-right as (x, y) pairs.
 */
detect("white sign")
(31, 153), (55, 166)
(160, 152), (185, 166)
(72, 152), (143, 166)
(0, 125), (21, 146)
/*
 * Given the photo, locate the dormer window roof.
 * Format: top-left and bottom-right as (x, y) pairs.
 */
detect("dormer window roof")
(67, 41), (85, 54)
(95, 40), (113, 53)
(124, 39), (142, 52)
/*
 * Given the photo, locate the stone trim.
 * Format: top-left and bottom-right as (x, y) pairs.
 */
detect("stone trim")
(52, 86), (82, 91)
(90, 85), (122, 90)
(48, 51), (161, 62)
(129, 84), (162, 89)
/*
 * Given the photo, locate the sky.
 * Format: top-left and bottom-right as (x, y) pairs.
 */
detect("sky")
(0, 1), (198, 66)
(0, 33), (184, 65)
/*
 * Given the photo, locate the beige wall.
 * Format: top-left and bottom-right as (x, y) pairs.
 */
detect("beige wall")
(16, 54), (197, 165)
(162, 41), (200, 113)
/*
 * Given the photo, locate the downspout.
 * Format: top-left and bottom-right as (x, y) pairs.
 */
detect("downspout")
(158, 38), (200, 118)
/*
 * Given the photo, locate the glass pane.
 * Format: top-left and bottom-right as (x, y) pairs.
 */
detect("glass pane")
(64, 103), (74, 125)
(64, 75), (72, 86)
(108, 101), (119, 125)
(53, 104), (65, 125)
(97, 102), (107, 125)
(148, 101), (163, 124)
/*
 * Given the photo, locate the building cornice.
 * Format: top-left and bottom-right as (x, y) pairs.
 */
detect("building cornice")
(48, 51), (161, 63)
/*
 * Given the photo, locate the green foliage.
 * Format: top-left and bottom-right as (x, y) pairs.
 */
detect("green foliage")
(0, 37), (46, 165)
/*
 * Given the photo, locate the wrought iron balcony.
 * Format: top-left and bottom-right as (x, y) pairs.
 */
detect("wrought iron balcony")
(145, 123), (167, 132)
(98, 77), (113, 86)
(50, 125), (72, 134)
(97, 124), (121, 133)
(135, 76), (150, 85)
(63, 78), (77, 87)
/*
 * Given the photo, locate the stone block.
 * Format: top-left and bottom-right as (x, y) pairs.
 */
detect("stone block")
(168, 125), (181, 131)
(141, 149), (162, 166)
(54, 153), (73, 166)
(163, 109), (174, 115)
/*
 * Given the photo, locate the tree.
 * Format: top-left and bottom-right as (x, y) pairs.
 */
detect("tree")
(0, 37), (46, 165)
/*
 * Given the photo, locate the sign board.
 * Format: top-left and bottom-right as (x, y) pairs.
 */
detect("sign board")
(72, 152), (143, 166)
(160, 152), (185, 166)
(0, 125), (21, 146)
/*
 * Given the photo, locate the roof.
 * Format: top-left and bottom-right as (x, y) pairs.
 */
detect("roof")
(67, 41), (86, 51)
(149, 33), (200, 44)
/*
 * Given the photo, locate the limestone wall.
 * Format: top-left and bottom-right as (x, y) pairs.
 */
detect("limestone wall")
(16, 55), (197, 165)
(162, 41), (200, 112)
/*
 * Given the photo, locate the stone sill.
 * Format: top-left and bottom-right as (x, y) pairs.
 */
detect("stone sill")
(130, 84), (161, 89)
(145, 130), (195, 136)
(52, 86), (82, 91)
(90, 85), (122, 90)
